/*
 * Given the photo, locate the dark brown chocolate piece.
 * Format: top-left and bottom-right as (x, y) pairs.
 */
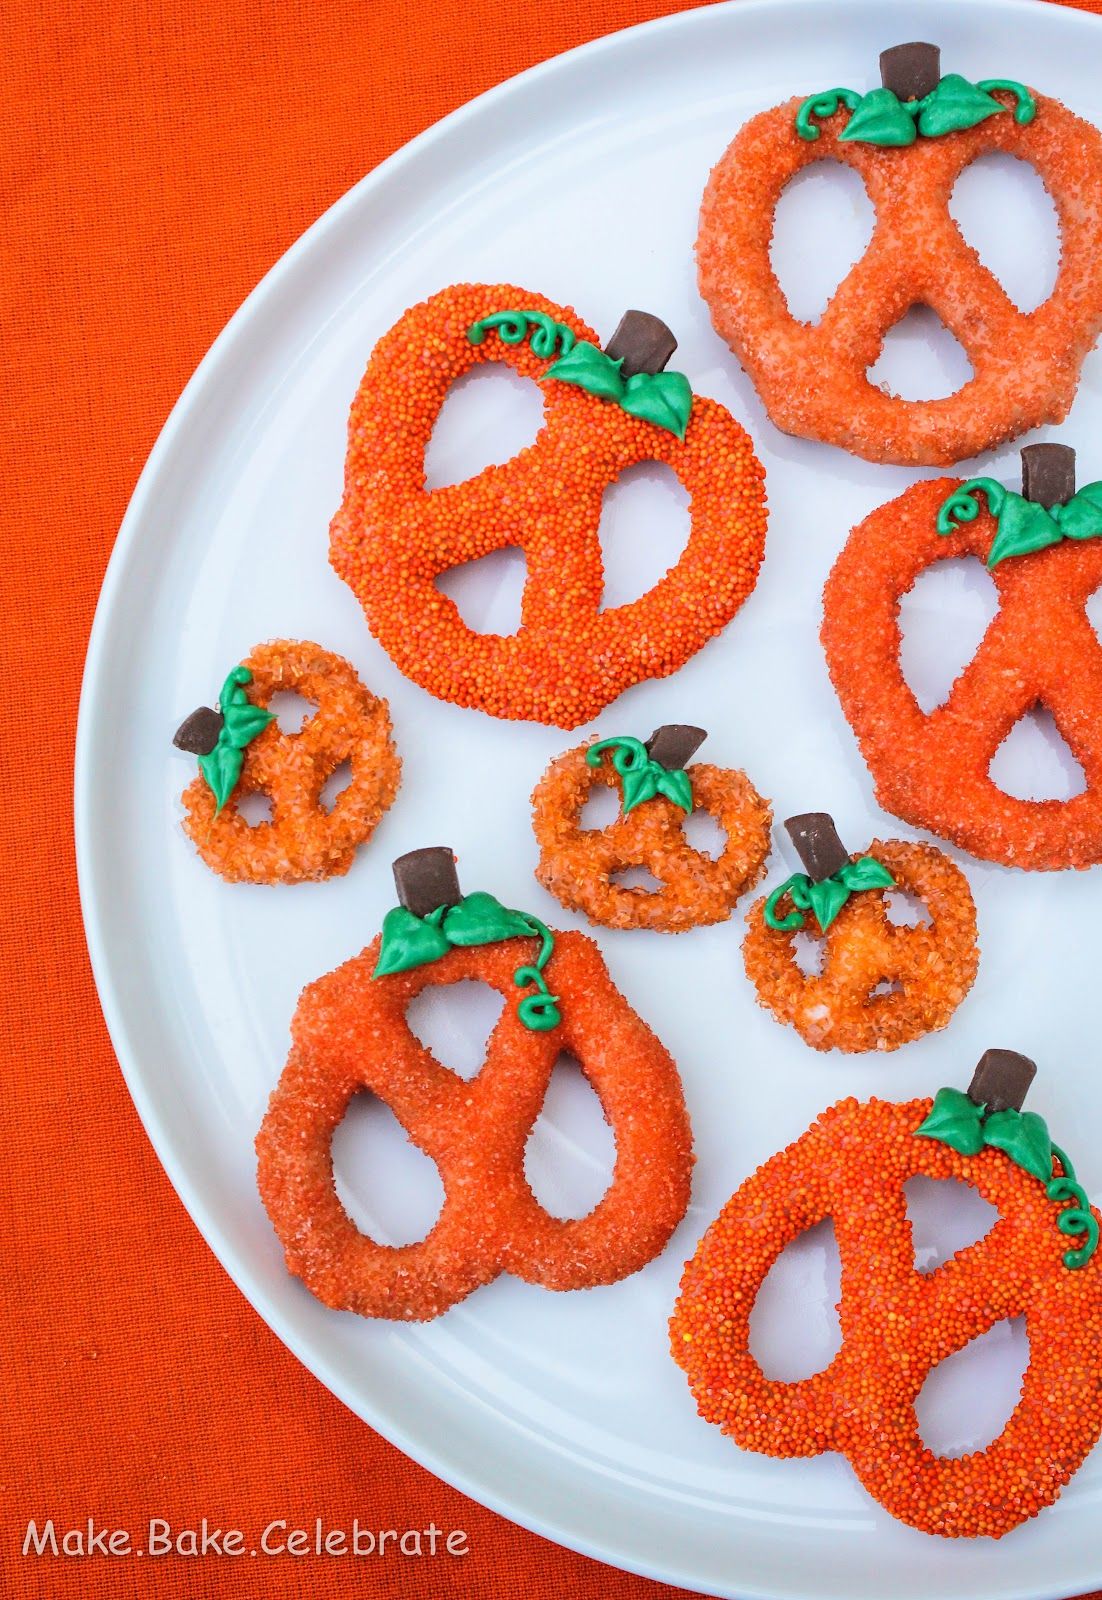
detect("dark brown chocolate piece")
(968, 1048), (1037, 1113)
(784, 813), (850, 883)
(880, 42), (941, 101)
(1021, 443), (1076, 509)
(645, 724), (706, 770)
(173, 706), (223, 755)
(604, 311), (677, 379)
(393, 847), (461, 918)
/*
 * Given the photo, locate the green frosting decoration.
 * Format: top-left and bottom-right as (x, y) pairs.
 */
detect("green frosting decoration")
(467, 310), (693, 440)
(938, 478), (1102, 568)
(586, 735), (693, 816)
(797, 75), (1035, 146)
(764, 855), (895, 934)
(915, 1086), (1099, 1269)
(373, 890), (561, 1032)
(197, 667), (274, 813)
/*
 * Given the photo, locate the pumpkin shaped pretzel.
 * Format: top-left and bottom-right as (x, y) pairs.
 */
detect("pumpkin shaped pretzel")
(823, 444), (1102, 870)
(175, 640), (400, 885)
(742, 813), (978, 1052)
(672, 1049), (1102, 1537)
(698, 41), (1102, 464)
(532, 725), (771, 932)
(329, 284), (767, 727)
(257, 849), (693, 1321)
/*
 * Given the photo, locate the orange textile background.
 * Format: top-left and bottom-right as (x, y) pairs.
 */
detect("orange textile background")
(2, 1), (1101, 1596)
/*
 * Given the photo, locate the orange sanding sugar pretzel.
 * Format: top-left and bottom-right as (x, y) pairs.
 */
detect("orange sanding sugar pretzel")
(178, 640), (400, 884)
(821, 462), (1102, 870)
(329, 283), (767, 728)
(671, 1054), (1102, 1538)
(256, 851), (693, 1321)
(697, 66), (1102, 465)
(531, 725), (771, 932)
(742, 818), (978, 1053)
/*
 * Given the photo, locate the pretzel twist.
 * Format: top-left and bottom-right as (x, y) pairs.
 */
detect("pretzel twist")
(742, 840), (978, 1052)
(698, 92), (1102, 464)
(329, 284), (767, 728)
(182, 640), (399, 884)
(532, 742), (771, 931)
(672, 1095), (1102, 1537)
(822, 479), (1102, 869)
(256, 930), (693, 1321)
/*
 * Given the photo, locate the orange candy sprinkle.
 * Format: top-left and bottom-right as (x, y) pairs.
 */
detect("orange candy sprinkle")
(671, 1095), (1102, 1537)
(329, 283), (767, 728)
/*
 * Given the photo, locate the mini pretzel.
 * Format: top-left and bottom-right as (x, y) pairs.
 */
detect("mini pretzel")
(532, 726), (771, 932)
(329, 284), (767, 728)
(697, 42), (1102, 465)
(822, 447), (1102, 870)
(256, 849), (693, 1320)
(177, 639), (400, 884)
(742, 816), (978, 1052)
(671, 1051), (1102, 1538)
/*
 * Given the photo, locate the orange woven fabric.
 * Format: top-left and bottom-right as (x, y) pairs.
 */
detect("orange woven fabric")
(0, 1), (1099, 1596)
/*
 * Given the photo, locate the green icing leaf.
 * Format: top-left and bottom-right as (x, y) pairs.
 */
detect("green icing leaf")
(621, 766), (660, 815)
(839, 88), (918, 147)
(805, 876), (851, 932)
(914, 1086), (986, 1156)
(656, 767), (693, 814)
(987, 490), (1063, 567)
(198, 742), (244, 815)
(1053, 482), (1102, 542)
(916, 73), (1005, 136)
(373, 906), (452, 977)
(839, 855), (896, 893)
(983, 1107), (1054, 1184)
(621, 371), (693, 441)
(543, 341), (625, 402)
(442, 891), (537, 948)
(221, 700), (275, 747)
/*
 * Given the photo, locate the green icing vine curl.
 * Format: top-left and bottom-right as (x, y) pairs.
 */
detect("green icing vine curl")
(938, 477), (1102, 567)
(796, 74), (1035, 147)
(586, 735), (693, 816)
(373, 890), (561, 1032)
(198, 667), (274, 813)
(764, 855), (895, 934)
(915, 1086), (1099, 1269)
(466, 309), (693, 440)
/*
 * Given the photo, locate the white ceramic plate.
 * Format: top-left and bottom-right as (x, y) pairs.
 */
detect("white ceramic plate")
(75, 2), (1102, 1595)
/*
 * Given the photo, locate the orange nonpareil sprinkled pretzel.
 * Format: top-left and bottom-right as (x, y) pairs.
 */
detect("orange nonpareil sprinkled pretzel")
(672, 1053), (1102, 1538)
(329, 284), (767, 727)
(822, 456), (1102, 870)
(698, 57), (1102, 465)
(257, 850), (693, 1321)
(177, 639), (400, 885)
(532, 725), (771, 932)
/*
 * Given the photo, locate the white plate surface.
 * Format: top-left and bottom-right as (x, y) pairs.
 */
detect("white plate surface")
(75, 2), (1102, 1596)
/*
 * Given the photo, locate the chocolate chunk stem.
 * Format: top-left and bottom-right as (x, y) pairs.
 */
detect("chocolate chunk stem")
(968, 1048), (1037, 1113)
(645, 724), (706, 770)
(604, 310), (678, 379)
(784, 813), (850, 883)
(1021, 444), (1076, 509)
(173, 706), (223, 756)
(393, 847), (461, 918)
(880, 42), (941, 101)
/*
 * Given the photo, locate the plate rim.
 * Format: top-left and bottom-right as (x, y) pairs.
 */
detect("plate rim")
(73, 1), (1102, 1595)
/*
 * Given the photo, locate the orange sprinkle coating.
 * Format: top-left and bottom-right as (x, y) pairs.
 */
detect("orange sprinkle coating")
(823, 478), (1102, 870)
(742, 839), (978, 1053)
(329, 283), (768, 728)
(531, 739), (771, 932)
(671, 1094), (1102, 1538)
(256, 929), (693, 1321)
(698, 92), (1102, 465)
(181, 639), (400, 885)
